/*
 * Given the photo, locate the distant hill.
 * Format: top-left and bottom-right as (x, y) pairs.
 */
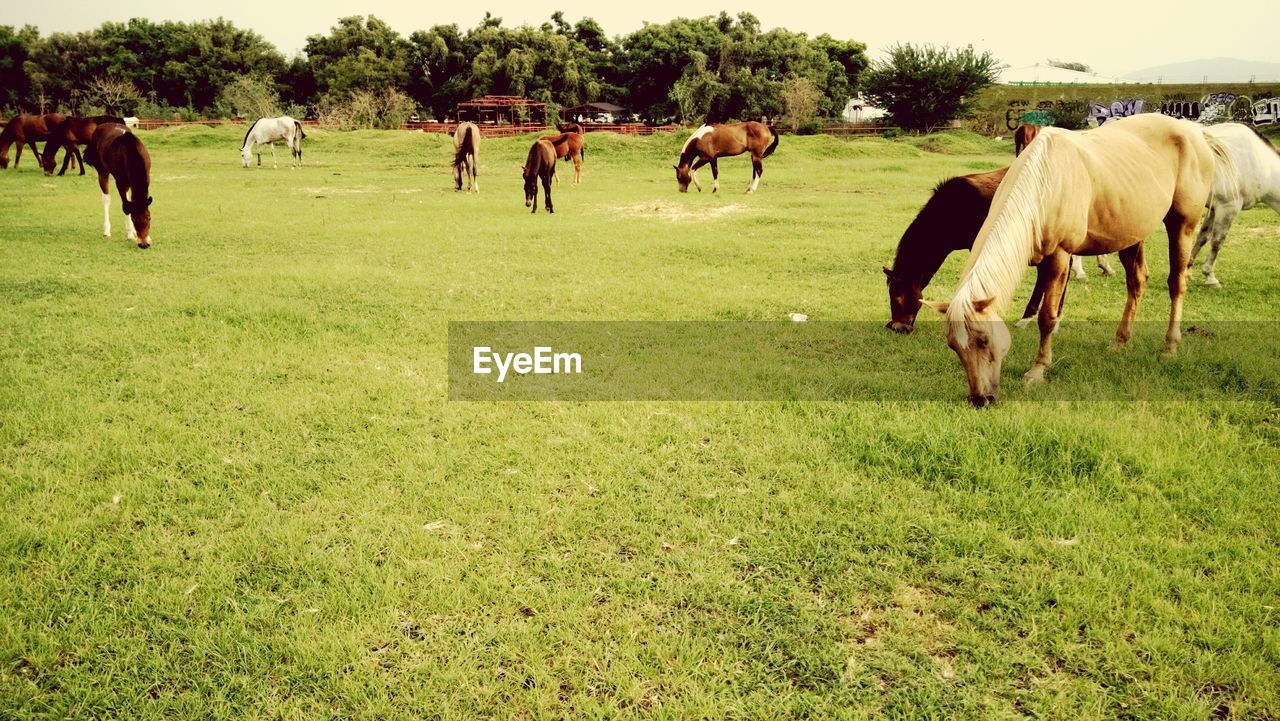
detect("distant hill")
(1124, 57), (1280, 83)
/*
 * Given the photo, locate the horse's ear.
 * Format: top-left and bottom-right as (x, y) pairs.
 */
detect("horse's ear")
(920, 300), (949, 315)
(882, 265), (896, 278)
(672, 164), (679, 170)
(971, 297), (996, 314)
(145, 196), (153, 207)
(121, 200), (133, 214)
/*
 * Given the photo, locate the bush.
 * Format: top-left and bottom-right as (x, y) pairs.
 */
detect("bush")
(863, 44), (1002, 133)
(796, 119), (823, 135)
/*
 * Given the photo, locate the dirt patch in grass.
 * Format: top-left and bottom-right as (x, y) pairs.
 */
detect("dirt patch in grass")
(608, 202), (748, 221)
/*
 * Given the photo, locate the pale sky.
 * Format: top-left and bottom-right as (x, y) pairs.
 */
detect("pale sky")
(5, 0), (1278, 77)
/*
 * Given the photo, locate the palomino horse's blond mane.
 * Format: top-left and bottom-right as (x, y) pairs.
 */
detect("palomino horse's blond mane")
(945, 127), (1060, 348)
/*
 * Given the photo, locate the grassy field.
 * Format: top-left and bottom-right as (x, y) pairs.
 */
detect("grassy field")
(1, 124), (1278, 719)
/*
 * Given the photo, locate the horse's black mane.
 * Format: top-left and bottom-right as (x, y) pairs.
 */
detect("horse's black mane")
(240, 118), (260, 150)
(1246, 124), (1280, 158)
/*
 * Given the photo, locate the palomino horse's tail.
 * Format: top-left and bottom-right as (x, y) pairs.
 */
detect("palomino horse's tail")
(1203, 130), (1240, 207)
(763, 124), (779, 158)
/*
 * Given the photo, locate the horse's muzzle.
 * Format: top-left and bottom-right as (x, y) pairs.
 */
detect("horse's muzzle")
(886, 320), (914, 334)
(969, 394), (998, 408)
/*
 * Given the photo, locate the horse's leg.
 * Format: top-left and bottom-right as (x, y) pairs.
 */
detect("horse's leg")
(1198, 202), (1240, 288)
(270, 143), (278, 169)
(1070, 255), (1086, 279)
(1113, 243), (1147, 349)
(572, 152), (581, 185)
(1163, 213), (1198, 356)
(99, 173), (112, 237)
(1096, 253), (1115, 277)
(746, 155), (763, 194)
(709, 158), (720, 194)
(470, 155), (479, 193)
(1024, 250), (1072, 384)
(543, 170), (554, 214)
(59, 145), (73, 176)
(118, 183), (137, 241)
(1015, 262), (1051, 329)
(689, 157), (708, 192)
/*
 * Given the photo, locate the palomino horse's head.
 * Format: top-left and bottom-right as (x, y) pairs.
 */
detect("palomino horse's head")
(123, 196), (153, 249)
(884, 266), (924, 334)
(673, 163), (694, 193)
(923, 297), (1010, 407)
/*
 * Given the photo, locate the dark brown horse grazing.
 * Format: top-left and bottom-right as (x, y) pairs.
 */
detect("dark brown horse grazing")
(675, 121), (779, 193)
(1013, 123), (1040, 156)
(83, 123), (152, 249)
(543, 124), (585, 184)
(522, 138), (556, 214)
(0, 113), (66, 169)
(884, 168), (1049, 333)
(41, 115), (125, 176)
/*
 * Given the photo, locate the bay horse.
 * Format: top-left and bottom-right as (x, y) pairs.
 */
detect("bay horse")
(1188, 122), (1280, 287)
(543, 124), (585, 184)
(522, 138), (556, 213)
(241, 116), (305, 168)
(920, 114), (1227, 406)
(452, 121), (480, 192)
(41, 115), (125, 176)
(1013, 123), (1040, 156)
(83, 123), (152, 249)
(0, 113), (66, 170)
(675, 121), (778, 194)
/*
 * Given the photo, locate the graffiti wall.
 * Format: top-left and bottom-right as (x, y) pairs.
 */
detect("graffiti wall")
(1005, 91), (1280, 129)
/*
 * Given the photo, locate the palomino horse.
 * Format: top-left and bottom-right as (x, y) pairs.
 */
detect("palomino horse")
(241, 116), (305, 168)
(675, 121), (778, 194)
(1188, 123), (1280, 287)
(0, 113), (66, 170)
(921, 114), (1225, 407)
(543, 124), (585, 184)
(83, 123), (153, 249)
(452, 121), (480, 192)
(522, 138), (556, 213)
(1012, 122), (1114, 280)
(1013, 123), (1040, 156)
(41, 116), (125, 176)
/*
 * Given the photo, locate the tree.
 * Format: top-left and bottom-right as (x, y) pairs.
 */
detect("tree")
(82, 75), (142, 114)
(670, 51), (728, 124)
(304, 16), (410, 102)
(0, 25), (39, 111)
(220, 75), (280, 118)
(780, 76), (822, 131)
(862, 44), (1001, 133)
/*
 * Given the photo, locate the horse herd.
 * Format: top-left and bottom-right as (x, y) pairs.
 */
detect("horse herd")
(4, 111), (1278, 404)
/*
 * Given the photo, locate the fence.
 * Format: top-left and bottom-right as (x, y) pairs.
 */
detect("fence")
(41, 118), (896, 137)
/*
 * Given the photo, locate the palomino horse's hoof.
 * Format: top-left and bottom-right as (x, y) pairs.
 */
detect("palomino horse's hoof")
(1023, 368), (1046, 385)
(1013, 316), (1033, 329)
(1204, 277), (1222, 288)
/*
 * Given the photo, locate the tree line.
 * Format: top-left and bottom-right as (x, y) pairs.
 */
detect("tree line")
(0, 12), (871, 128)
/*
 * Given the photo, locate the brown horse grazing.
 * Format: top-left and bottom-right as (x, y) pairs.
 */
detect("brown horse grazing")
(675, 121), (778, 194)
(921, 114), (1227, 407)
(522, 138), (556, 214)
(0, 113), (66, 169)
(1013, 123), (1040, 156)
(452, 121), (480, 192)
(543, 125), (585, 184)
(41, 115), (125, 176)
(83, 123), (153, 249)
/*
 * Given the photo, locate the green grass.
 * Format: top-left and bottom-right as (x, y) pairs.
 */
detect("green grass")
(1, 124), (1278, 720)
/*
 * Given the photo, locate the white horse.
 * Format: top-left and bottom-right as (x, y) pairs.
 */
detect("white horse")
(1189, 123), (1280, 287)
(240, 116), (305, 169)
